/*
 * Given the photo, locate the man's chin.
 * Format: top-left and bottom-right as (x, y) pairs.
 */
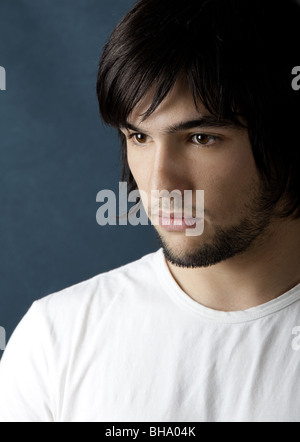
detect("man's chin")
(154, 217), (270, 269)
(154, 229), (218, 269)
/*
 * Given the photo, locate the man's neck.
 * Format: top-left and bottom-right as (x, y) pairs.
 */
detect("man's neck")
(166, 218), (300, 312)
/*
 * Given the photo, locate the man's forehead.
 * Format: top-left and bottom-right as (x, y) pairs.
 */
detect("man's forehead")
(127, 77), (204, 127)
(124, 78), (245, 133)
(124, 114), (242, 135)
(127, 101), (211, 134)
(126, 112), (206, 134)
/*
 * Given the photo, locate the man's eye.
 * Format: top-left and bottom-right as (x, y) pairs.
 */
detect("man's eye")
(129, 133), (149, 144)
(191, 134), (217, 146)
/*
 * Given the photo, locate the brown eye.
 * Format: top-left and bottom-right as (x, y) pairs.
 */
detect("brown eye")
(134, 133), (148, 144)
(192, 134), (213, 145)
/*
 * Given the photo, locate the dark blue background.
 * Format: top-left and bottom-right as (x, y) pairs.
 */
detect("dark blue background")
(0, 0), (158, 348)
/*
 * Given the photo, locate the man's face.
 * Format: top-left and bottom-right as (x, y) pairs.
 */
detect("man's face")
(121, 79), (276, 268)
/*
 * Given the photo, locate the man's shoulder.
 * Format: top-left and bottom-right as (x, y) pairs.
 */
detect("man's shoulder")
(34, 248), (162, 319)
(0, 248), (164, 381)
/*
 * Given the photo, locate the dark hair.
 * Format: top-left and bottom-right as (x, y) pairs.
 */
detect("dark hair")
(97, 0), (300, 219)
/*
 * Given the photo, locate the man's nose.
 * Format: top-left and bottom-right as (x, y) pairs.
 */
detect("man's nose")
(149, 139), (192, 194)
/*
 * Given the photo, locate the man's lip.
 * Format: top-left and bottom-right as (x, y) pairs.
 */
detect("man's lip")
(156, 211), (196, 219)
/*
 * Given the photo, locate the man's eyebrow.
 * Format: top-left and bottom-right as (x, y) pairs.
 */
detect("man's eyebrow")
(167, 117), (241, 133)
(122, 117), (242, 134)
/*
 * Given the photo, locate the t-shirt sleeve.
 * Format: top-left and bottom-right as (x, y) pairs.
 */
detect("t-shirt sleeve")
(0, 302), (54, 422)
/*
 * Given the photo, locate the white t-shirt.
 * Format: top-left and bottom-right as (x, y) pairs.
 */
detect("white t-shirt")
(0, 248), (300, 422)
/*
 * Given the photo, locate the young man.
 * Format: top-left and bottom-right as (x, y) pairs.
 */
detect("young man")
(1, 0), (300, 422)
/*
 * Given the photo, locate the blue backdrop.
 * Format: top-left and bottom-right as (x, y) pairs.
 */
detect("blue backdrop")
(0, 0), (158, 350)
